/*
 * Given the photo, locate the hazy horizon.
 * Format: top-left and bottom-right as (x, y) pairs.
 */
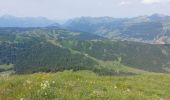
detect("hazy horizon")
(0, 0), (170, 20)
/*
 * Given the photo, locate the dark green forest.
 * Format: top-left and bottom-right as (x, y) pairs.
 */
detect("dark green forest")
(1, 28), (170, 74)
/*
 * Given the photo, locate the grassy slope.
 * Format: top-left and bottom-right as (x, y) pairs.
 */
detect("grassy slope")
(0, 71), (170, 100)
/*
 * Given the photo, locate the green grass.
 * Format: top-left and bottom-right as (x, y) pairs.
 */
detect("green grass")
(0, 70), (170, 100)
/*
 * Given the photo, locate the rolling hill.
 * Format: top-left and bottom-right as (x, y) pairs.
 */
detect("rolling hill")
(0, 27), (170, 74)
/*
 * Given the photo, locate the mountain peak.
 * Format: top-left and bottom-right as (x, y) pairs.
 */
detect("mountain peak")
(0, 14), (17, 19)
(149, 13), (170, 21)
(151, 13), (167, 17)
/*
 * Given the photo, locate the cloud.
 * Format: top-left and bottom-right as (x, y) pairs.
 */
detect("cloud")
(119, 1), (131, 6)
(141, 0), (161, 4)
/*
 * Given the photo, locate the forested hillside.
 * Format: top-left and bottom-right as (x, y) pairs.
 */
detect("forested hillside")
(0, 28), (170, 74)
(61, 40), (170, 72)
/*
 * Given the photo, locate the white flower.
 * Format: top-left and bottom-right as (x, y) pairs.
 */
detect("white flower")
(52, 81), (55, 84)
(20, 98), (24, 100)
(45, 92), (47, 95)
(126, 89), (130, 92)
(160, 98), (164, 100)
(41, 81), (50, 89)
(114, 86), (117, 89)
(26, 80), (32, 84)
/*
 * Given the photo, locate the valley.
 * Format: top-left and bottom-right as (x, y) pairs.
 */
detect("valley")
(1, 14), (170, 99)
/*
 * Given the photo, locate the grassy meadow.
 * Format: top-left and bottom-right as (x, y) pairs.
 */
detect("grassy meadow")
(0, 71), (170, 100)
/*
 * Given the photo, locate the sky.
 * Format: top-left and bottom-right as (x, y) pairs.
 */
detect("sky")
(0, 0), (170, 19)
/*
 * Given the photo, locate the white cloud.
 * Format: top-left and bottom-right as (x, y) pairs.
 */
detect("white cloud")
(141, 0), (161, 4)
(119, 1), (131, 6)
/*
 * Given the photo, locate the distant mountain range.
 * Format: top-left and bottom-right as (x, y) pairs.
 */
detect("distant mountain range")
(1, 14), (170, 44)
(0, 15), (55, 27)
(63, 14), (170, 44)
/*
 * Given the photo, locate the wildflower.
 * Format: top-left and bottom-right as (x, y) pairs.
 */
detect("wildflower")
(45, 92), (47, 96)
(41, 80), (50, 89)
(26, 80), (32, 84)
(160, 98), (164, 100)
(126, 89), (130, 92)
(52, 81), (55, 84)
(20, 98), (24, 100)
(114, 86), (117, 89)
